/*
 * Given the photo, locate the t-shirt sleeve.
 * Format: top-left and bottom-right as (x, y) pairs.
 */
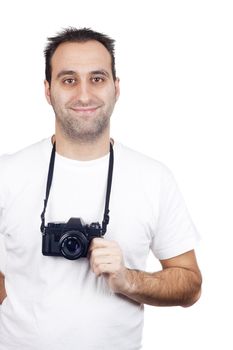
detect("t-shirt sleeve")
(0, 156), (5, 237)
(151, 165), (200, 260)
(0, 192), (6, 273)
(0, 195), (6, 271)
(0, 155), (7, 273)
(0, 235), (6, 274)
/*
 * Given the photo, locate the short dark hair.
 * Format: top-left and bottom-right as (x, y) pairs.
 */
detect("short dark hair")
(44, 27), (116, 84)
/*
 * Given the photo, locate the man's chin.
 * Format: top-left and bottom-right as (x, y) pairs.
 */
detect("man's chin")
(56, 115), (110, 142)
(63, 126), (109, 143)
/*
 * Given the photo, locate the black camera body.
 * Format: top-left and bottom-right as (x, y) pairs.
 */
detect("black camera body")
(42, 217), (102, 260)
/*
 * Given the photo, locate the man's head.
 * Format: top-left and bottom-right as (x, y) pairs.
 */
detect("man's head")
(44, 27), (117, 85)
(44, 27), (119, 143)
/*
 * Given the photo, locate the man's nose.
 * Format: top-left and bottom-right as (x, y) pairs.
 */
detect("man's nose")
(75, 81), (92, 104)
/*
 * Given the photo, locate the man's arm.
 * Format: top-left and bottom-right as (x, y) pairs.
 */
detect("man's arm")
(120, 250), (202, 307)
(0, 271), (7, 304)
(89, 239), (202, 307)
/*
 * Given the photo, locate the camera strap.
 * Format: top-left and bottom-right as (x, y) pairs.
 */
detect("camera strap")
(40, 141), (114, 235)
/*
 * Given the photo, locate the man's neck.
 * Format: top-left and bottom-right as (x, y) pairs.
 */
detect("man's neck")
(52, 129), (111, 161)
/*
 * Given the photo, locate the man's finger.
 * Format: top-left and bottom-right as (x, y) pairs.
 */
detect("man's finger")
(89, 238), (116, 251)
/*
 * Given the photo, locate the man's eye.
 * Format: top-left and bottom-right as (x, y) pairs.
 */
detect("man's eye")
(64, 78), (76, 85)
(92, 77), (104, 83)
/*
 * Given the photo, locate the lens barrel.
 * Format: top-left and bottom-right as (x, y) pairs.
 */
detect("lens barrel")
(59, 231), (88, 260)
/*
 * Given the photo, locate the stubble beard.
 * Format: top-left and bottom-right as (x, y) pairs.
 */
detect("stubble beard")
(56, 111), (110, 143)
(50, 89), (117, 143)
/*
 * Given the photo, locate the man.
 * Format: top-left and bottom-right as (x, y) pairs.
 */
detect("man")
(0, 28), (202, 350)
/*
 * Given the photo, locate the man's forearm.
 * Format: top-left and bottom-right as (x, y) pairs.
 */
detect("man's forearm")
(119, 267), (202, 307)
(0, 272), (7, 304)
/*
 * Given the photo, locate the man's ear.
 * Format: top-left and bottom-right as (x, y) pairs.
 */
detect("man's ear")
(44, 80), (52, 105)
(114, 77), (120, 101)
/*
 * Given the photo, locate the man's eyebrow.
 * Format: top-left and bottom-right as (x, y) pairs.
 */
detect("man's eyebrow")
(56, 69), (110, 79)
(90, 70), (110, 77)
(56, 70), (77, 79)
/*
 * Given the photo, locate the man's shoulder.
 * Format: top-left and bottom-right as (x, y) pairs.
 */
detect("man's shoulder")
(115, 141), (169, 174)
(0, 138), (51, 174)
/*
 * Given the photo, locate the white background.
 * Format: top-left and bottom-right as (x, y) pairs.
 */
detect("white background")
(0, 0), (232, 349)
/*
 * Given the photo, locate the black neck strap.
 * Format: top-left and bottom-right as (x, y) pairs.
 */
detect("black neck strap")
(40, 142), (114, 234)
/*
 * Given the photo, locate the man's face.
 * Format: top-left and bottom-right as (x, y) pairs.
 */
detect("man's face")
(45, 40), (120, 142)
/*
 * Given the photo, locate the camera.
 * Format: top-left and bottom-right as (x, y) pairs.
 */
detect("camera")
(42, 217), (102, 260)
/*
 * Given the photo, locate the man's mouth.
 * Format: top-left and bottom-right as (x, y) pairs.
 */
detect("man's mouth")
(70, 106), (100, 114)
(71, 106), (97, 111)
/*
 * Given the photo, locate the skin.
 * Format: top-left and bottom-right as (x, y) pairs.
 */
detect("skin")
(0, 40), (202, 307)
(0, 271), (6, 304)
(45, 41), (120, 160)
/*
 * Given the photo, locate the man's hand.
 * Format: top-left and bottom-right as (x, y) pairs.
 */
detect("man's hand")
(89, 238), (130, 294)
(0, 271), (7, 304)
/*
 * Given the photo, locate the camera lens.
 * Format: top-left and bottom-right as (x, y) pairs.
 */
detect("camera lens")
(59, 231), (88, 260)
(66, 237), (80, 253)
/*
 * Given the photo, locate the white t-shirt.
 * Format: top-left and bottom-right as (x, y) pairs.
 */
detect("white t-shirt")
(0, 138), (199, 350)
